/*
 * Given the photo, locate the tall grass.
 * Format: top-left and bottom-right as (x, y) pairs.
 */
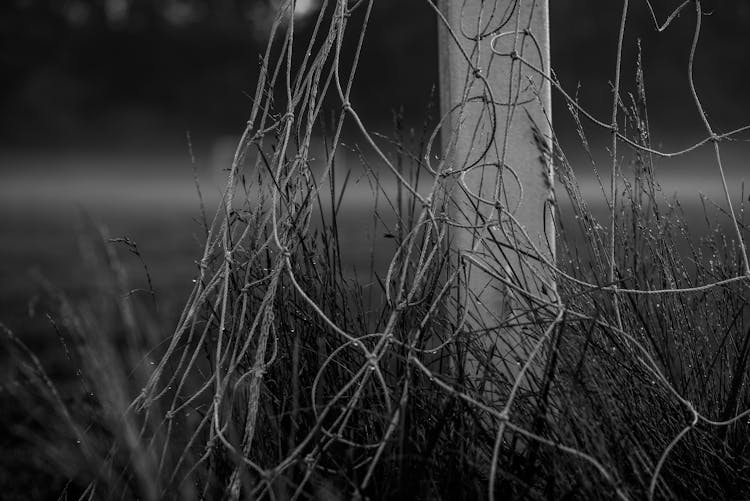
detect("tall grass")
(2, 1), (749, 500)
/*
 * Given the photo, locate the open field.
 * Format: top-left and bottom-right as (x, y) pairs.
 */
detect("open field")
(1, 149), (748, 500)
(2, 150), (747, 358)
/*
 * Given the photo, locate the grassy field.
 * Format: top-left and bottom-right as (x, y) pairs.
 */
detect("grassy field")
(1, 145), (749, 500)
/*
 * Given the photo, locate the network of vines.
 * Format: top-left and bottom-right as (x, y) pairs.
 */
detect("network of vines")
(30, 1), (748, 499)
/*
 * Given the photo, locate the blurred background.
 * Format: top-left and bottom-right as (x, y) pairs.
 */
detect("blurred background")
(1, 0), (749, 352)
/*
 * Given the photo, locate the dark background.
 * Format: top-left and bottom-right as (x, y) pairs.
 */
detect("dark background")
(2, 0), (749, 153)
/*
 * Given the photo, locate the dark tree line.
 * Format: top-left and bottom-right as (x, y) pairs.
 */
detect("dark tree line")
(1, 0), (748, 150)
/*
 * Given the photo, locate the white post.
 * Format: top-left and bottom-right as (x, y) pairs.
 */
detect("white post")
(438, 0), (554, 392)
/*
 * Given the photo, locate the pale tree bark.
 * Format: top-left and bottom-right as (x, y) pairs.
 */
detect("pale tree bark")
(437, 0), (555, 396)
